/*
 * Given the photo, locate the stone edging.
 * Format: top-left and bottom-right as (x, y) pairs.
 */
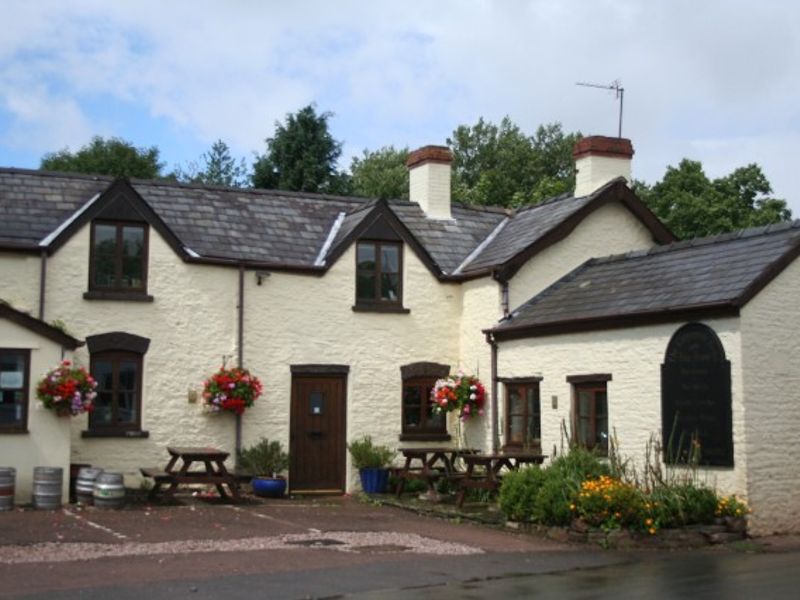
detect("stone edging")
(506, 518), (748, 549)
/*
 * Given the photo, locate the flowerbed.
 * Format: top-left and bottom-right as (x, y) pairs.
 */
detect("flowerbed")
(499, 445), (750, 546)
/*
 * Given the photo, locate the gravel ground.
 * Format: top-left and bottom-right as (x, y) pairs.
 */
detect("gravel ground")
(0, 530), (482, 564)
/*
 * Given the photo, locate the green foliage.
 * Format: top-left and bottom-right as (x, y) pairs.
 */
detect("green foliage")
(252, 104), (350, 193)
(238, 438), (289, 477)
(40, 136), (164, 179)
(499, 467), (547, 522)
(173, 139), (249, 187)
(634, 159), (791, 239)
(715, 494), (750, 518)
(447, 118), (580, 208)
(574, 475), (646, 530)
(349, 146), (409, 200)
(347, 435), (395, 469)
(648, 484), (718, 529)
(500, 447), (611, 525)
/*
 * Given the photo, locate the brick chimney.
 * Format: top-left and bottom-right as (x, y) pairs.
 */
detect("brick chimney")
(407, 145), (453, 220)
(573, 136), (634, 197)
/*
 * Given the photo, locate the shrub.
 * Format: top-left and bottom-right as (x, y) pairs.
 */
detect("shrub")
(648, 483), (718, 528)
(715, 494), (750, 518)
(532, 471), (575, 526)
(499, 466), (547, 522)
(574, 475), (645, 530)
(347, 436), (395, 469)
(238, 438), (289, 477)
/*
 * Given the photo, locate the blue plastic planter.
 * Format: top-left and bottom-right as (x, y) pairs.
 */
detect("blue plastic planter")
(251, 477), (287, 498)
(359, 468), (389, 494)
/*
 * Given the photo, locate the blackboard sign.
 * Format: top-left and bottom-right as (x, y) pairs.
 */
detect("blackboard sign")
(661, 323), (733, 467)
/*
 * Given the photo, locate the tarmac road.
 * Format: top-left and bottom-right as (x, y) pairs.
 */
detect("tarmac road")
(1, 497), (798, 599)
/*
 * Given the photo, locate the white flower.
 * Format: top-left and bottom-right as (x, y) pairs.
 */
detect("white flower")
(470, 385), (477, 391)
(469, 393), (477, 400)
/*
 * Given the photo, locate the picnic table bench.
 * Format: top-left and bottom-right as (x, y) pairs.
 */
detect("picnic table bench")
(394, 446), (479, 497)
(456, 451), (547, 508)
(140, 446), (241, 502)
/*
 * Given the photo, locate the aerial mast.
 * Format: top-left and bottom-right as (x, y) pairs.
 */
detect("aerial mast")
(576, 80), (624, 138)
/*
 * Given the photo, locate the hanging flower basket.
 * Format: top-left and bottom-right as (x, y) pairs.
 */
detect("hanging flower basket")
(36, 360), (97, 417)
(431, 371), (486, 421)
(202, 366), (262, 415)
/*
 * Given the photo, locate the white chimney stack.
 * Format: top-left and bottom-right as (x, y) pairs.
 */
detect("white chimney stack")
(407, 145), (453, 220)
(573, 136), (634, 197)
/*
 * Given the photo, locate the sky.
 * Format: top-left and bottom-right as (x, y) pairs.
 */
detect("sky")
(0, 0), (798, 213)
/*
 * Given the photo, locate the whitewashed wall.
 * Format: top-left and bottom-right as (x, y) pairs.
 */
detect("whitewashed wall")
(740, 257), (800, 535)
(242, 243), (462, 490)
(43, 225), (240, 487)
(508, 201), (656, 311)
(496, 318), (747, 496)
(0, 252), (41, 316)
(0, 318), (73, 504)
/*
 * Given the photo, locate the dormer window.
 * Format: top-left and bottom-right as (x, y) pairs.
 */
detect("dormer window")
(355, 241), (404, 309)
(86, 221), (151, 301)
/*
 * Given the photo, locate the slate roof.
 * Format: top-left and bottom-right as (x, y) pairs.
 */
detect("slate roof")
(462, 191), (588, 272)
(0, 170), (110, 248)
(492, 220), (800, 337)
(0, 167), (665, 278)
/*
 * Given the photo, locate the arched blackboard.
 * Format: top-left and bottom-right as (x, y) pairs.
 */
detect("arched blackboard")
(661, 323), (733, 467)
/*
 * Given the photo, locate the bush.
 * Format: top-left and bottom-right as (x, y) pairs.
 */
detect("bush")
(715, 494), (749, 518)
(648, 484), (718, 528)
(532, 471), (575, 526)
(499, 467), (547, 522)
(238, 438), (289, 477)
(574, 475), (645, 530)
(347, 436), (395, 469)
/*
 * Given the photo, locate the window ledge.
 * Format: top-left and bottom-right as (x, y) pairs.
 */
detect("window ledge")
(81, 429), (149, 439)
(398, 433), (451, 442)
(0, 429), (29, 435)
(83, 291), (154, 302)
(352, 304), (410, 314)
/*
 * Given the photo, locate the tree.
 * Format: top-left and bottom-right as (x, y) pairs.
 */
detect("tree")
(252, 105), (349, 193)
(447, 118), (581, 208)
(173, 139), (249, 188)
(349, 146), (409, 200)
(40, 136), (163, 179)
(634, 160), (792, 239)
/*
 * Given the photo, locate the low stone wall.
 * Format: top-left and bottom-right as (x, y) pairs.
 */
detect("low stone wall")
(506, 517), (747, 549)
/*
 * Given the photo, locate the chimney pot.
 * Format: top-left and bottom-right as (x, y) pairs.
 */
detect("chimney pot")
(573, 135), (634, 197)
(407, 145), (453, 219)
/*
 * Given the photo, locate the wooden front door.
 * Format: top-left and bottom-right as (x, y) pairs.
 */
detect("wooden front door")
(290, 374), (347, 492)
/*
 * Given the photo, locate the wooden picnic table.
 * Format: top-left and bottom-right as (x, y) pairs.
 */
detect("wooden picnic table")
(394, 446), (480, 497)
(140, 446), (241, 502)
(456, 451), (547, 508)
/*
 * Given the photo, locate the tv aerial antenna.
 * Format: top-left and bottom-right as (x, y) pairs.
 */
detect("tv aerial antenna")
(576, 79), (624, 138)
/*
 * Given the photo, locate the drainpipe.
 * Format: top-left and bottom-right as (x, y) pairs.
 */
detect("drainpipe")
(39, 249), (47, 321)
(236, 264), (245, 460)
(485, 331), (499, 453)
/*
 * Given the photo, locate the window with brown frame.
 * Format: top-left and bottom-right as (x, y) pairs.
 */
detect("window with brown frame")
(0, 349), (29, 433)
(402, 376), (446, 437)
(504, 382), (541, 450)
(89, 351), (143, 434)
(356, 241), (402, 306)
(89, 221), (148, 292)
(573, 382), (608, 455)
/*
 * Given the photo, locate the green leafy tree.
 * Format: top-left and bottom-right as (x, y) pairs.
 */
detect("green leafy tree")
(447, 118), (581, 208)
(349, 146), (409, 200)
(252, 105), (349, 193)
(174, 139), (249, 187)
(634, 160), (791, 239)
(40, 136), (163, 179)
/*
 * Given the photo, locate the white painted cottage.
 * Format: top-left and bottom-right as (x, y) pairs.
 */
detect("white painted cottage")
(0, 136), (797, 534)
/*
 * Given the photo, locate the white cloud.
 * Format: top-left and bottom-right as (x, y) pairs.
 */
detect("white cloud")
(0, 0), (798, 212)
